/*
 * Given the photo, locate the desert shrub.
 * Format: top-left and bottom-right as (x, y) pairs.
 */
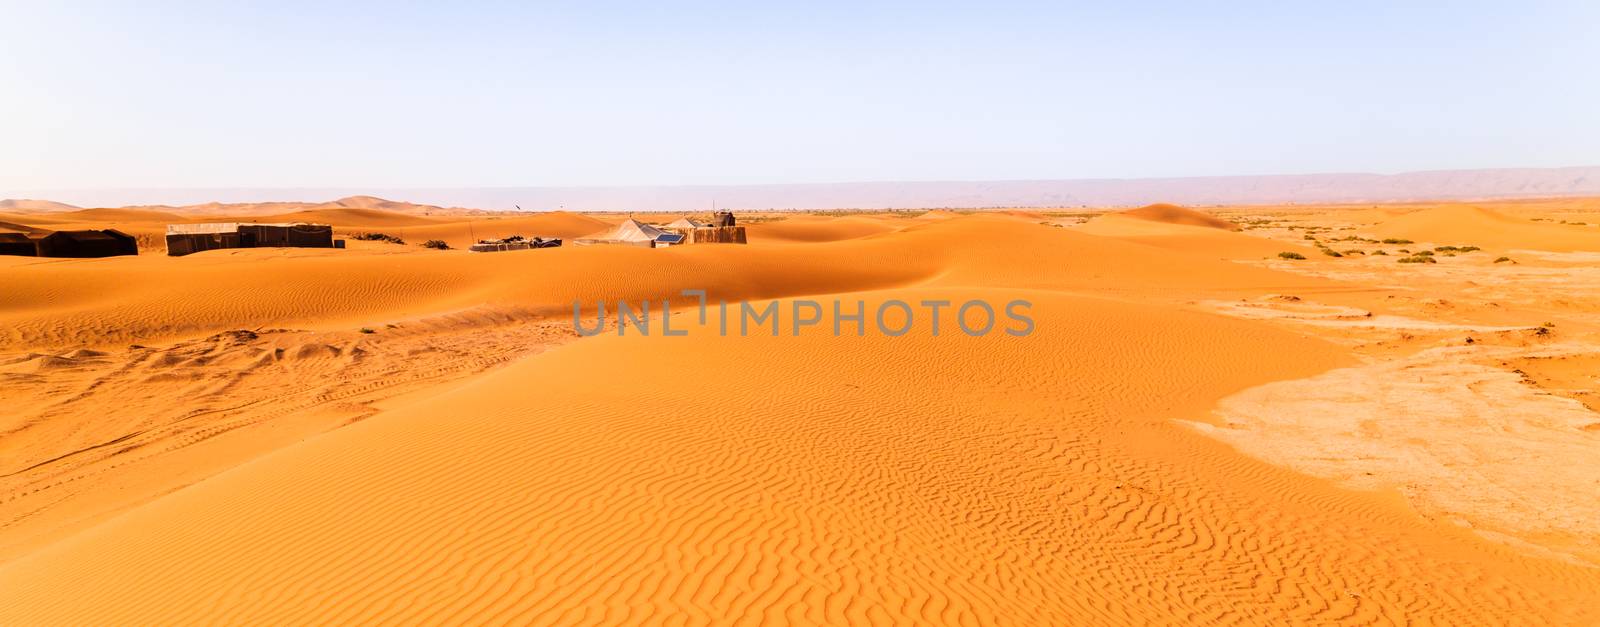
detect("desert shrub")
(1278, 251), (1306, 260)
(1494, 256), (1512, 263)
(1372, 249), (1388, 255)
(421, 239), (450, 250)
(1321, 248), (1343, 257)
(1414, 250), (1434, 256)
(1381, 238), (1413, 244)
(1342, 249), (1365, 255)
(1397, 255), (1437, 264)
(359, 327), (376, 334)
(352, 232), (405, 245)
(1458, 246), (1480, 253)
(1303, 234), (1317, 240)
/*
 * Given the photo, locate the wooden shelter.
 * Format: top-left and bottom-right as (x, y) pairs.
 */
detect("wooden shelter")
(661, 213), (747, 245)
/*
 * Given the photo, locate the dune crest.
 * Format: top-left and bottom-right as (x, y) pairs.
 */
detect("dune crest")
(1120, 203), (1241, 230)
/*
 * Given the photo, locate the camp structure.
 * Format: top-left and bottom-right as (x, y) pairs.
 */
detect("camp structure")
(662, 211), (747, 245)
(0, 228), (139, 258)
(468, 235), (563, 253)
(573, 219), (685, 248)
(166, 223), (339, 257)
(0, 232), (37, 256)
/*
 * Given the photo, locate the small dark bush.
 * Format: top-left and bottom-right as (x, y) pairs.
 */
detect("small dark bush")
(1372, 249), (1388, 256)
(1397, 255), (1437, 264)
(353, 232), (405, 245)
(359, 327), (376, 334)
(1278, 251), (1306, 260)
(1494, 256), (1512, 263)
(1321, 248), (1343, 257)
(422, 239), (450, 250)
(1381, 238), (1413, 244)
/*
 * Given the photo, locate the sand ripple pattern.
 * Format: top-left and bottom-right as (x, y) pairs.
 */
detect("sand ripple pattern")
(1, 289), (1594, 625)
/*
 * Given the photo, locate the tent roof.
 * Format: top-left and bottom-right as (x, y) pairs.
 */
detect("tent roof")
(168, 223), (242, 235)
(608, 219), (668, 242)
(44, 229), (129, 242)
(666, 217), (704, 229)
(166, 222), (328, 235)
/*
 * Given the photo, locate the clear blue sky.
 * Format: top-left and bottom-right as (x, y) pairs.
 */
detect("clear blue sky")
(3, 1), (1598, 190)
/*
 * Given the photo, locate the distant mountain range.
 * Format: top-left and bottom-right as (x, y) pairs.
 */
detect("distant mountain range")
(7, 166), (1599, 212)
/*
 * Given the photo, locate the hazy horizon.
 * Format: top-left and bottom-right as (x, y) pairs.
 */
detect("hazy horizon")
(7, 165), (1600, 211)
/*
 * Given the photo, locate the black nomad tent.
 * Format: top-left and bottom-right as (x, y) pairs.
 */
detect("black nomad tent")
(166, 223), (336, 256)
(0, 229), (139, 258)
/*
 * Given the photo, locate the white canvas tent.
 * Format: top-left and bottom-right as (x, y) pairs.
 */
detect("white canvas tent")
(575, 218), (684, 248)
(611, 219), (668, 243)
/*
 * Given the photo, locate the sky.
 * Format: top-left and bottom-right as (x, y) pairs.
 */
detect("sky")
(3, 1), (1599, 192)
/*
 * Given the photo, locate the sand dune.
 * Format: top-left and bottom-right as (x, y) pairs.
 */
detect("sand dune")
(1371, 205), (1600, 251)
(1074, 213), (1313, 259)
(55, 207), (188, 222)
(0, 216), (1339, 351)
(3, 202), (1599, 623)
(0, 219), (47, 234)
(744, 216), (902, 242)
(248, 207), (444, 227)
(0, 199), (80, 212)
(5, 287), (1597, 624)
(1120, 203), (1240, 230)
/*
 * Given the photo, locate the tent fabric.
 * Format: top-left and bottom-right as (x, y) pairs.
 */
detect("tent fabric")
(167, 223), (243, 235)
(0, 232), (36, 256)
(666, 217), (704, 229)
(30, 230), (138, 258)
(166, 223), (334, 256)
(609, 219), (669, 243)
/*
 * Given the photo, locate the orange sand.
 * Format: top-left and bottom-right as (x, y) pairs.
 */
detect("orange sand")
(1120, 203), (1240, 230)
(1, 201), (1598, 624)
(1370, 205), (1600, 252)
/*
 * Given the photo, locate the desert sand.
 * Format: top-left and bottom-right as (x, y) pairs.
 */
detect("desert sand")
(1, 198), (1598, 624)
